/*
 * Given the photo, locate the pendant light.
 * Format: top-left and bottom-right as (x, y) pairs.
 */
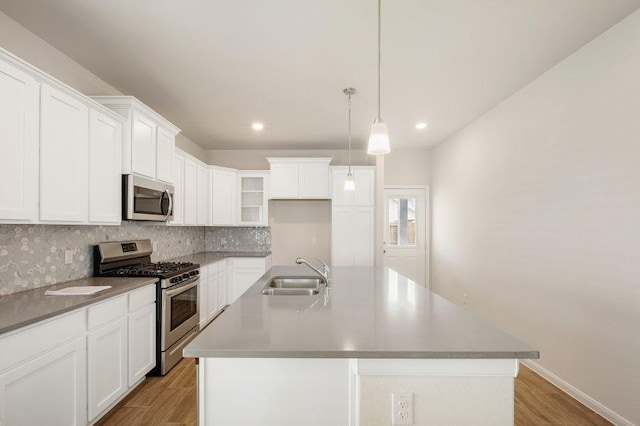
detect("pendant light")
(343, 87), (356, 191)
(368, 0), (391, 155)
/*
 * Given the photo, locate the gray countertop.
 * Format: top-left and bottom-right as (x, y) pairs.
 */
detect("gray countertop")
(168, 251), (272, 266)
(184, 266), (539, 360)
(0, 276), (158, 335)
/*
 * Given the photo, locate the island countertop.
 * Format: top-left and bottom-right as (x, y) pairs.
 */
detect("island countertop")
(184, 266), (539, 359)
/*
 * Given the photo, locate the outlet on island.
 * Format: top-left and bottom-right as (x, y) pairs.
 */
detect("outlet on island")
(311, 236), (317, 245)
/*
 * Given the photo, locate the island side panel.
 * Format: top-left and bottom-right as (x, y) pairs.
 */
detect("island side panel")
(199, 358), (351, 426)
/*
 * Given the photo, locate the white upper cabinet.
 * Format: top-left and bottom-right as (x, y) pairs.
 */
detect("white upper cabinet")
(92, 97), (181, 184)
(183, 158), (198, 225)
(197, 164), (210, 226)
(130, 110), (156, 179)
(237, 172), (269, 226)
(267, 158), (331, 199)
(89, 109), (122, 224)
(331, 167), (375, 207)
(0, 59), (39, 223)
(156, 127), (174, 183)
(171, 152), (185, 225)
(40, 84), (89, 223)
(211, 167), (236, 226)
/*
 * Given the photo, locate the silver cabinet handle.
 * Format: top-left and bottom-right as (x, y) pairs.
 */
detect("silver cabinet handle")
(163, 190), (173, 221)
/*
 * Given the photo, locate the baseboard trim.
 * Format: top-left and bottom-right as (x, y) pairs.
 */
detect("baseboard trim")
(521, 360), (634, 426)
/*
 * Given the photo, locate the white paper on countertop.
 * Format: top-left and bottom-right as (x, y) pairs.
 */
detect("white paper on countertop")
(44, 286), (112, 296)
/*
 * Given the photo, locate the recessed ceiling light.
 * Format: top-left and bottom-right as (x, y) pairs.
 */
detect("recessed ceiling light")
(415, 122), (428, 130)
(251, 122), (264, 131)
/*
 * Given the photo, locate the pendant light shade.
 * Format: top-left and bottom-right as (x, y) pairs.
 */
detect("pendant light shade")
(344, 173), (355, 191)
(367, 0), (390, 155)
(368, 120), (390, 155)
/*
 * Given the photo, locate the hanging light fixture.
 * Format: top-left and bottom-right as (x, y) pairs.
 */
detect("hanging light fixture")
(368, 0), (390, 155)
(343, 87), (356, 191)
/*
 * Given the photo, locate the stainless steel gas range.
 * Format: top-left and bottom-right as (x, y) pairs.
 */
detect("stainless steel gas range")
(94, 240), (199, 375)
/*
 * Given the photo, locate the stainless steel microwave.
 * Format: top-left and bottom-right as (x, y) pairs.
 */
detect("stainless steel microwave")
(123, 174), (174, 221)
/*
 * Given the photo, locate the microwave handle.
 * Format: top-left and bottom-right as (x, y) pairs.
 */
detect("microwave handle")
(162, 190), (173, 221)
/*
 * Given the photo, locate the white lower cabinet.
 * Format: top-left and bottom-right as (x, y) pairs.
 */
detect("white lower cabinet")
(217, 262), (228, 311)
(87, 317), (128, 421)
(0, 336), (87, 426)
(200, 260), (230, 328)
(230, 256), (271, 303)
(207, 263), (219, 321)
(0, 284), (156, 425)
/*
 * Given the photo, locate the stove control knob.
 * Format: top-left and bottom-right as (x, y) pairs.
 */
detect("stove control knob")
(182, 273), (190, 279)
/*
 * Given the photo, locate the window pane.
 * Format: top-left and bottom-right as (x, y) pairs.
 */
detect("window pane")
(387, 197), (416, 247)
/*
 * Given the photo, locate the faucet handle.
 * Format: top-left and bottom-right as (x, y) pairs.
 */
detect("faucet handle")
(314, 257), (330, 272)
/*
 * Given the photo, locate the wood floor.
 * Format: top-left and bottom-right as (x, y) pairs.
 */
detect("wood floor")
(97, 360), (610, 425)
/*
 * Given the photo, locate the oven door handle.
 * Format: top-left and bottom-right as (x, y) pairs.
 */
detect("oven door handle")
(165, 279), (199, 297)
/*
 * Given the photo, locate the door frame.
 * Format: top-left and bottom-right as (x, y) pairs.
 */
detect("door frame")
(382, 185), (430, 288)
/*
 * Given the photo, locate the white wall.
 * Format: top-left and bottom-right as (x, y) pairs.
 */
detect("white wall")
(0, 11), (208, 163)
(384, 148), (431, 186)
(269, 200), (331, 265)
(430, 10), (640, 425)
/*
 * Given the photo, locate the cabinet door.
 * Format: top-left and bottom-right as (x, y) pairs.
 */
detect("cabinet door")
(131, 110), (157, 178)
(0, 337), (87, 426)
(156, 127), (174, 183)
(238, 174), (268, 226)
(88, 317), (127, 421)
(353, 207), (374, 266)
(231, 267), (264, 303)
(269, 164), (298, 199)
(217, 267), (227, 310)
(40, 84), (89, 223)
(128, 303), (156, 386)
(211, 169), (236, 225)
(207, 271), (218, 321)
(353, 168), (375, 206)
(197, 164), (210, 226)
(0, 60), (39, 222)
(331, 207), (354, 267)
(330, 168), (354, 206)
(299, 164), (329, 199)
(199, 278), (208, 328)
(89, 109), (122, 224)
(183, 158), (197, 225)
(171, 153), (185, 225)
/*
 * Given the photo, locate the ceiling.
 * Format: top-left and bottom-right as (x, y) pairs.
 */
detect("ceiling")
(0, 0), (638, 150)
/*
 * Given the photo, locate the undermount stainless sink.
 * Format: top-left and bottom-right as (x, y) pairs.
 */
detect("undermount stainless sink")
(261, 277), (325, 296)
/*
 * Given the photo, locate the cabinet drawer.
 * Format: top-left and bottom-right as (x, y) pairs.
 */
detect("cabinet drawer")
(0, 309), (85, 372)
(87, 295), (127, 331)
(232, 257), (266, 269)
(129, 284), (156, 312)
(217, 259), (227, 272)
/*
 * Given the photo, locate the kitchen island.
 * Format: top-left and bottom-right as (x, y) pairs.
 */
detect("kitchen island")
(184, 266), (538, 426)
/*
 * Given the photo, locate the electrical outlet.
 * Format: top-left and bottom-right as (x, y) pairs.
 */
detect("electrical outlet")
(311, 236), (317, 245)
(463, 291), (469, 307)
(392, 392), (413, 425)
(64, 250), (74, 265)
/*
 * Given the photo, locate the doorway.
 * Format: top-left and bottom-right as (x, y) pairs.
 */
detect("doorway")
(383, 187), (429, 287)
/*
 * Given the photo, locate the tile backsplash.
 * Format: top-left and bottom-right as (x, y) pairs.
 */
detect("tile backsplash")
(205, 227), (271, 252)
(0, 224), (271, 295)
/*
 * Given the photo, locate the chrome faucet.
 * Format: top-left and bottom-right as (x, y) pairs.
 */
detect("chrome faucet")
(296, 257), (330, 286)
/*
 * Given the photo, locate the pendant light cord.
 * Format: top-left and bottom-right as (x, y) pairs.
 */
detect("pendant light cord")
(348, 92), (352, 174)
(377, 0), (382, 120)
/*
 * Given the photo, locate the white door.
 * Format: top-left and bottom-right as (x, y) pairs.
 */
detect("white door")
(0, 60), (39, 222)
(171, 153), (185, 225)
(217, 264), (228, 310)
(89, 109), (122, 224)
(155, 127), (174, 183)
(131, 110), (156, 179)
(269, 164), (298, 199)
(299, 164), (329, 199)
(0, 337), (87, 426)
(331, 206), (354, 267)
(40, 84), (89, 223)
(207, 265), (218, 320)
(128, 303), (156, 386)
(87, 318), (127, 421)
(383, 188), (429, 287)
(199, 277), (209, 328)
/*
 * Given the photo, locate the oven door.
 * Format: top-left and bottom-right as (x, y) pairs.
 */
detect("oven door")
(161, 278), (199, 350)
(124, 174), (174, 221)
